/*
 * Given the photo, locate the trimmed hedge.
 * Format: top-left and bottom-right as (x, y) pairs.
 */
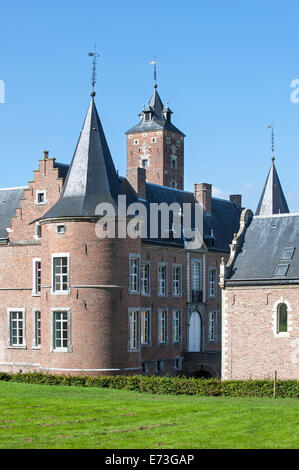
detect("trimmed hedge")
(0, 372), (298, 398)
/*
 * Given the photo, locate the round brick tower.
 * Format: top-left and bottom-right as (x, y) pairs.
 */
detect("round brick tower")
(37, 95), (141, 375)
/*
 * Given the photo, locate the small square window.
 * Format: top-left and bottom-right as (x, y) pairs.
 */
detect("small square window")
(280, 247), (295, 260)
(274, 264), (289, 276)
(57, 225), (66, 234)
(36, 191), (46, 204)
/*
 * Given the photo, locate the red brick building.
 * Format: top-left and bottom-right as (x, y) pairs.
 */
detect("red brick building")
(220, 160), (299, 380)
(0, 81), (241, 377)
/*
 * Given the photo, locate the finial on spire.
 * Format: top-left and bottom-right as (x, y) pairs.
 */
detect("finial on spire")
(88, 45), (99, 97)
(150, 59), (157, 88)
(267, 122), (275, 162)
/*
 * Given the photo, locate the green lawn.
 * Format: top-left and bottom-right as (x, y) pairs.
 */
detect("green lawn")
(0, 381), (298, 449)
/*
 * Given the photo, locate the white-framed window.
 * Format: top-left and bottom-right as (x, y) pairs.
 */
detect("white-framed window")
(176, 140), (181, 147)
(129, 255), (140, 294)
(208, 267), (217, 298)
(52, 310), (71, 352)
(156, 359), (164, 372)
(56, 224), (66, 234)
(170, 180), (177, 188)
(150, 137), (157, 143)
(191, 260), (201, 303)
(277, 303), (288, 334)
(52, 254), (70, 294)
(33, 310), (41, 348)
(192, 261), (201, 288)
(171, 156), (177, 169)
(158, 263), (168, 296)
(172, 264), (182, 297)
(208, 311), (217, 342)
(34, 222), (42, 240)
(172, 309), (182, 343)
(141, 262), (150, 296)
(36, 190), (46, 205)
(128, 309), (139, 351)
(32, 258), (41, 296)
(141, 309), (151, 345)
(158, 309), (168, 343)
(133, 139), (139, 145)
(166, 137), (171, 144)
(7, 309), (26, 348)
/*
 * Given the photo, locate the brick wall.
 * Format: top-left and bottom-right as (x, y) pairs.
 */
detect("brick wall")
(221, 286), (299, 380)
(126, 130), (184, 190)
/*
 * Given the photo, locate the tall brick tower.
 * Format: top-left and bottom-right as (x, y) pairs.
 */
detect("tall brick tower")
(126, 77), (185, 190)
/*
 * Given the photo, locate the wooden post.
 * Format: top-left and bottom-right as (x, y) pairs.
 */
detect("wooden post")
(273, 370), (277, 398)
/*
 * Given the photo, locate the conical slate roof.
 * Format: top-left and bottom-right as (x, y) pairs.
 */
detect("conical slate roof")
(126, 86), (185, 136)
(255, 160), (289, 216)
(41, 96), (124, 220)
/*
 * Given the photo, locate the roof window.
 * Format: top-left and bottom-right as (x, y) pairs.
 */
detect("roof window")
(280, 247), (295, 260)
(274, 264), (289, 276)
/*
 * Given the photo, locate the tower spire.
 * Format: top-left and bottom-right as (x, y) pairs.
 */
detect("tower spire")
(150, 59), (157, 88)
(88, 45), (99, 97)
(267, 122), (275, 162)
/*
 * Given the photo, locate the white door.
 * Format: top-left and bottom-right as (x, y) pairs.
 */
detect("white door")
(188, 311), (201, 352)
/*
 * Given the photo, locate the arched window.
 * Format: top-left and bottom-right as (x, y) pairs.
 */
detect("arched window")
(277, 303), (288, 333)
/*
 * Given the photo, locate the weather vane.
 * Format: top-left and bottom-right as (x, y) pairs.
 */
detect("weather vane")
(88, 45), (99, 96)
(267, 122), (275, 162)
(150, 58), (157, 88)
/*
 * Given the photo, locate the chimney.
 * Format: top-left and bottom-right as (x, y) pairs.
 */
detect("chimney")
(230, 194), (242, 209)
(194, 183), (212, 214)
(126, 167), (146, 199)
(43, 150), (49, 159)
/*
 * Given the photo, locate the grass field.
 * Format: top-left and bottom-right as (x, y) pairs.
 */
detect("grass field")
(0, 381), (298, 449)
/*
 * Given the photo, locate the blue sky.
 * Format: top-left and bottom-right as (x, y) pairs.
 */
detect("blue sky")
(1, 0), (299, 212)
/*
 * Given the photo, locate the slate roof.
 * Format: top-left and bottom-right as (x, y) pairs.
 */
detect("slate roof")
(0, 187), (27, 239)
(255, 161), (289, 216)
(133, 182), (241, 251)
(125, 87), (185, 136)
(227, 214), (299, 283)
(40, 96), (125, 220)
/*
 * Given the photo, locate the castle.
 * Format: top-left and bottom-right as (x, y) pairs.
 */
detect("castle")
(0, 72), (297, 380)
(0, 73), (243, 378)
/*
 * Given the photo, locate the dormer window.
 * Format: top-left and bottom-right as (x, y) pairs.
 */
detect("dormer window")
(144, 113), (150, 122)
(36, 190), (46, 205)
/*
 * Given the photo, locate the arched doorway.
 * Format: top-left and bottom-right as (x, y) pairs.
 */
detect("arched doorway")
(188, 311), (202, 352)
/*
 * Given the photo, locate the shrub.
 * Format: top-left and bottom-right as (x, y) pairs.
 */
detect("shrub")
(0, 372), (298, 398)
